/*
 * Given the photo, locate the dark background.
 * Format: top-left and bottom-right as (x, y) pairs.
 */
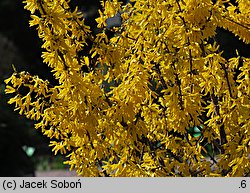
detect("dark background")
(0, 0), (249, 176)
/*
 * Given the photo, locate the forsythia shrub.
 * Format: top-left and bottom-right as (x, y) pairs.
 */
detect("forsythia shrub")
(4, 0), (250, 176)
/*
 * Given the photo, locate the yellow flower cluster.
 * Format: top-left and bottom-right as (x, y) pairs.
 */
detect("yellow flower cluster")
(5, 0), (250, 176)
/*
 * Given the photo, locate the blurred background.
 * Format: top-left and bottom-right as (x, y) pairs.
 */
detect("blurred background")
(0, 0), (249, 177)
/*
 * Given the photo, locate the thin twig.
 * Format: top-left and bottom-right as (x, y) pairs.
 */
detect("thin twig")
(220, 62), (234, 98)
(211, 92), (228, 151)
(222, 15), (250, 31)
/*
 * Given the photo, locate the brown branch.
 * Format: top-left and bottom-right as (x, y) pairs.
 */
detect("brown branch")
(154, 63), (168, 89)
(57, 50), (69, 70)
(175, 0), (194, 77)
(37, 0), (46, 15)
(238, 132), (245, 146)
(139, 146), (145, 164)
(175, 0), (182, 12)
(211, 92), (228, 151)
(126, 36), (136, 41)
(220, 62), (234, 98)
(158, 157), (169, 174)
(154, 60), (184, 110)
(222, 15), (250, 31)
(184, 130), (192, 147)
(173, 70), (184, 110)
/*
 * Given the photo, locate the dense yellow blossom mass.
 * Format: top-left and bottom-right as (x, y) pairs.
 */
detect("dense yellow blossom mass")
(5, 0), (250, 176)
